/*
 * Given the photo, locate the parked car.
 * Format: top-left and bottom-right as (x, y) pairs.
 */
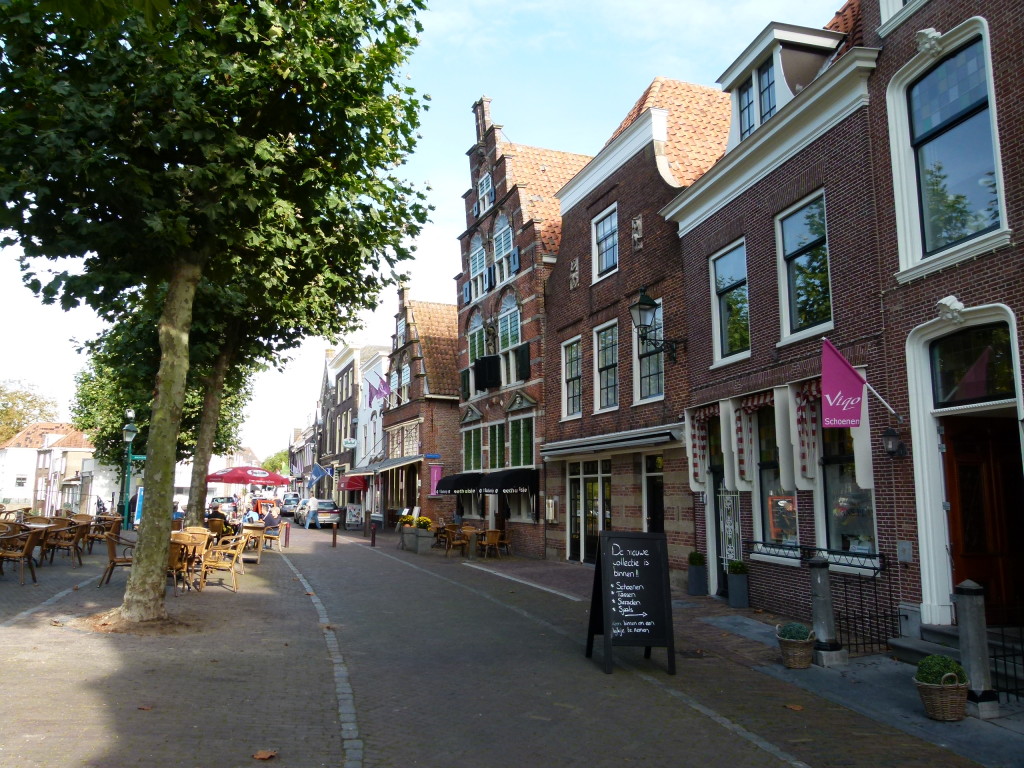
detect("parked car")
(296, 499), (341, 527)
(208, 496), (237, 514)
(281, 492), (301, 517)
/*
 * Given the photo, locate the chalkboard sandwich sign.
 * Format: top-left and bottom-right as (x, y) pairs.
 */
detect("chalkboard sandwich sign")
(586, 531), (675, 674)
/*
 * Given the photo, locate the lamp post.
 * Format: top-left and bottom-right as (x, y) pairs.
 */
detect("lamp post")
(122, 409), (139, 530)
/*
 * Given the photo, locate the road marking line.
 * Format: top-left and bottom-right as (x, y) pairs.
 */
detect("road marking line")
(462, 562), (584, 601)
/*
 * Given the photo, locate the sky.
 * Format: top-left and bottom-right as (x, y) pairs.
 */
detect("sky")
(0, 0), (844, 461)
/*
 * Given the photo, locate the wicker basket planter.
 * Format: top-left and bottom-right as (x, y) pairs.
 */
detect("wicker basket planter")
(914, 673), (969, 721)
(776, 625), (816, 669)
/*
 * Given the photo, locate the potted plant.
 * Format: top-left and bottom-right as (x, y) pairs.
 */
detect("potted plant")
(687, 550), (707, 596)
(413, 515), (435, 553)
(776, 621), (815, 669)
(726, 559), (748, 608)
(398, 514), (416, 550)
(914, 654), (969, 721)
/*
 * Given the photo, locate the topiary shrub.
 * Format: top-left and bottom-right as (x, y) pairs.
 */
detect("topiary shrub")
(688, 550), (705, 566)
(777, 621), (811, 641)
(915, 654), (967, 685)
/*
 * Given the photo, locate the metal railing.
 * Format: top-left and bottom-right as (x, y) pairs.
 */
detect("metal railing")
(748, 541), (899, 655)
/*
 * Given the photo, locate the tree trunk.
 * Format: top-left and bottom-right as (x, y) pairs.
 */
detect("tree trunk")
(119, 261), (202, 622)
(185, 340), (236, 527)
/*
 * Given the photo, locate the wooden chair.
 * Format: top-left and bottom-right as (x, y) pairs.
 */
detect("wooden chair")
(0, 529), (44, 585)
(47, 521), (91, 567)
(263, 524), (283, 550)
(497, 527), (512, 557)
(87, 516), (121, 554)
(39, 518), (73, 565)
(166, 541), (189, 596)
(206, 517), (227, 541)
(98, 533), (135, 587)
(199, 535), (245, 592)
(478, 529), (502, 559)
(70, 514), (94, 524)
(444, 525), (467, 558)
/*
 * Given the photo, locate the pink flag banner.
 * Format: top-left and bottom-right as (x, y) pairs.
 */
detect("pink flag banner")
(366, 378), (380, 406)
(821, 339), (866, 428)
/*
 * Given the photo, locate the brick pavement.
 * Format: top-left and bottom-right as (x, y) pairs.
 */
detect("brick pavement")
(0, 526), (1019, 767)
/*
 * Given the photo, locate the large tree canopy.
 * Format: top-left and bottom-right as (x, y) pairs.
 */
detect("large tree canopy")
(0, 0), (428, 623)
(0, 380), (59, 443)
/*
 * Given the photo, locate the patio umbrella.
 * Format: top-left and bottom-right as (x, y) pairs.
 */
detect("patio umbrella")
(205, 466), (290, 486)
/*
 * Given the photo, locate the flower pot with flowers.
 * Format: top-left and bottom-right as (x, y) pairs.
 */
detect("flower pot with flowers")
(776, 621), (816, 669)
(914, 654), (969, 721)
(413, 515), (435, 553)
(398, 514), (417, 550)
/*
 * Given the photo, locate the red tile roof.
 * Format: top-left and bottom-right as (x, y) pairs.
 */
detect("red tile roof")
(47, 430), (94, 450)
(825, 0), (863, 56)
(606, 77), (731, 187)
(1, 422), (75, 450)
(499, 142), (592, 254)
(408, 300), (459, 397)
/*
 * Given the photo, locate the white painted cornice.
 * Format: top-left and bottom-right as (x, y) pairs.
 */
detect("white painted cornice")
(558, 108), (668, 215)
(661, 48), (879, 232)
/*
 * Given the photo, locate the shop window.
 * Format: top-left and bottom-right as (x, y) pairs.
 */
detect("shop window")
(489, 423), (505, 469)
(757, 408), (797, 547)
(822, 427), (875, 554)
(463, 428), (482, 471)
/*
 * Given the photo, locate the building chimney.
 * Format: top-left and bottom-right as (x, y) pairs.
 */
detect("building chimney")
(472, 96), (492, 144)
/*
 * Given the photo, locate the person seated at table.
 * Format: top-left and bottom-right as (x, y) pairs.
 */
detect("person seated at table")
(260, 505), (282, 547)
(206, 503), (235, 536)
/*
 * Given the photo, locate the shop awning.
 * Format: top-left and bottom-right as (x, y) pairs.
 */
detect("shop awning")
(434, 472), (482, 495)
(345, 453), (441, 476)
(539, 423), (683, 458)
(336, 474), (368, 491)
(478, 468), (539, 495)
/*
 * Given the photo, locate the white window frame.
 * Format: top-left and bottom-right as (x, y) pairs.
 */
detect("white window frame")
(878, 0), (932, 37)
(592, 320), (619, 414)
(887, 17), (1010, 284)
(632, 299), (664, 405)
(478, 172), (493, 213)
(497, 293), (521, 386)
(561, 336), (583, 420)
(469, 235), (487, 299)
(591, 203), (619, 283)
(776, 190), (834, 346)
(493, 215), (514, 285)
(710, 240), (751, 366)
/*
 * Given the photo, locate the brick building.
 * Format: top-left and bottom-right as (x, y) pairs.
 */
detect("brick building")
(439, 98), (591, 559)
(542, 78), (729, 582)
(371, 286), (460, 527)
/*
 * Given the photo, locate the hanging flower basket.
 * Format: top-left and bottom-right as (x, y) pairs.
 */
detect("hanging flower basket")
(914, 673), (969, 721)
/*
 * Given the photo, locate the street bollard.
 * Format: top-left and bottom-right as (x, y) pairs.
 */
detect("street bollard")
(332, 522), (337, 547)
(370, 523), (376, 547)
(283, 521), (290, 548)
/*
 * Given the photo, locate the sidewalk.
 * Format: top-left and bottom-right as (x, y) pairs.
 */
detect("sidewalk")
(0, 526), (1022, 768)
(458, 548), (1024, 768)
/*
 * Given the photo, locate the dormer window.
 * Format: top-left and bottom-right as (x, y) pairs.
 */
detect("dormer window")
(718, 23), (843, 150)
(757, 59), (776, 121)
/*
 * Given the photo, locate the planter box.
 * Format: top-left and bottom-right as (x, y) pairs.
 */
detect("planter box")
(727, 573), (749, 608)
(400, 527), (417, 551)
(687, 565), (707, 596)
(414, 527), (435, 554)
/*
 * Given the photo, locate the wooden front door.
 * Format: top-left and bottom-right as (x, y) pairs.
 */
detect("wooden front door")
(941, 415), (1024, 625)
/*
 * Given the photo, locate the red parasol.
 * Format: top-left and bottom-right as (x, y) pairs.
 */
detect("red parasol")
(205, 466), (291, 486)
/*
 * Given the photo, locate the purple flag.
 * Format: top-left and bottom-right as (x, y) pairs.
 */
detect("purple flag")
(821, 339), (865, 428)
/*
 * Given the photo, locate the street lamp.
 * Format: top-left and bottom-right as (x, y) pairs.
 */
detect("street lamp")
(628, 287), (683, 362)
(122, 409), (139, 529)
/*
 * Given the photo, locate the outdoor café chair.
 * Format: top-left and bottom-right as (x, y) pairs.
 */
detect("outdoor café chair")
(166, 541), (189, 596)
(98, 533), (135, 587)
(497, 528), (512, 556)
(47, 520), (90, 567)
(39, 518), (73, 565)
(199, 535), (245, 592)
(0, 529), (44, 585)
(87, 516), (121, 554)
(478, 529), (502, 559)
(444, 525), (467, 558)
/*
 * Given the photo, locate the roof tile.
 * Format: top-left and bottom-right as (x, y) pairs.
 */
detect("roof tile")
(1, 422), (76, 450)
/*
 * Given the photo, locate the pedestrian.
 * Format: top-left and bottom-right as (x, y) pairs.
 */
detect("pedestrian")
(305, 495), (320, 529)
